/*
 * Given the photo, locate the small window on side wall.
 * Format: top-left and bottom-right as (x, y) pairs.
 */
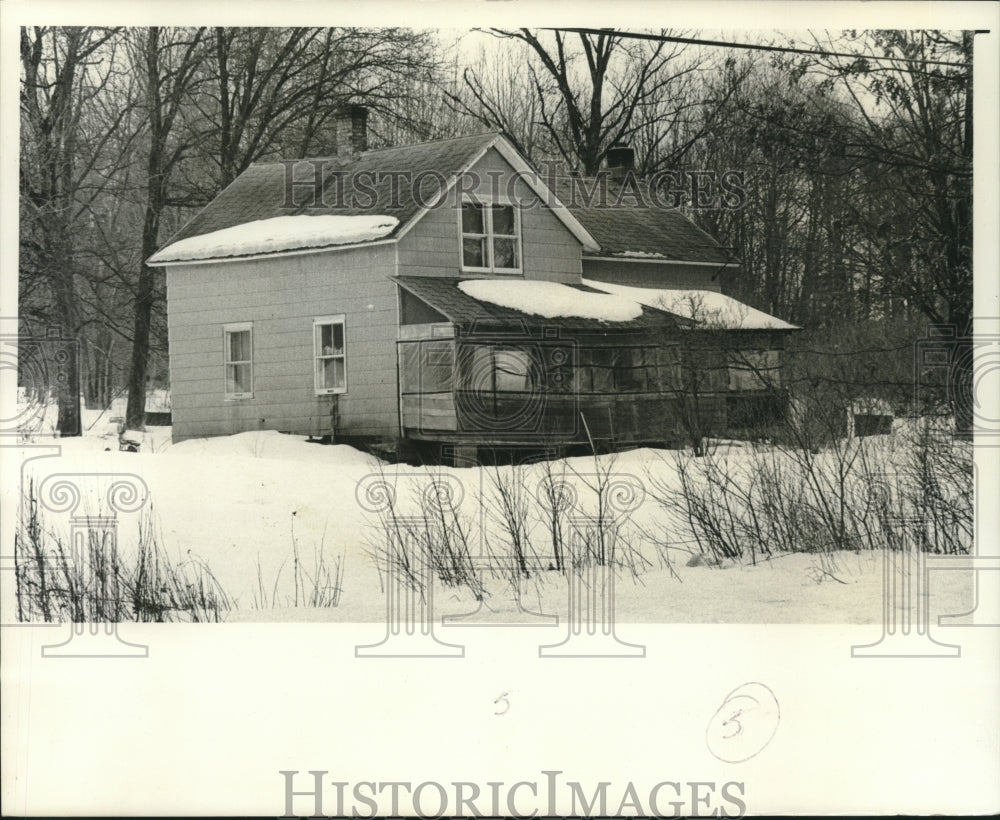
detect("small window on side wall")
(224, 323), (253, 399)
(314, 315), (347, 394)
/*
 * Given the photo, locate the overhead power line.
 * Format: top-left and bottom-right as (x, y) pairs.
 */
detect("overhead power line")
(550, 28), (976, 69)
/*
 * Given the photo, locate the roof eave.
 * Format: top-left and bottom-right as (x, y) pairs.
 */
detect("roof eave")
(146, 237), (397, 268)
(583, 254), (738, 267)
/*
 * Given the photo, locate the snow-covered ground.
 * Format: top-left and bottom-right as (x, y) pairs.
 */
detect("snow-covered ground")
(5, 400), (973, 625)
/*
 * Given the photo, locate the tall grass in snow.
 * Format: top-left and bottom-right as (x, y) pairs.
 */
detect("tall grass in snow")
(15, 479), (231, 622)
(251, 516), (345, 609)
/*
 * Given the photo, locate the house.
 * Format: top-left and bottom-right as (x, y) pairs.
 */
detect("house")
(149, 106), (798, 462)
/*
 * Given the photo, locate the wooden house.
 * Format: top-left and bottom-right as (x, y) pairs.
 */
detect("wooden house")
(150, 107), (797, 461)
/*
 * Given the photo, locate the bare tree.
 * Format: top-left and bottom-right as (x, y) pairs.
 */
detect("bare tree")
(185, 27), (441, 193)
(806, 31), (973, 431)
(125, 27), (207, 429)
(458, 28), (707, 174)
(20, 26), (128, 434)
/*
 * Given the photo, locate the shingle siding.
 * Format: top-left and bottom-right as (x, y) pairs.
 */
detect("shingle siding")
(164, 139), (747, 444)
(167, 244), (399, 442)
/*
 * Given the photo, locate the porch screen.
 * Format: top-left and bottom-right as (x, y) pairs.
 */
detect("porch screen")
(459, 344), (533, 393)
(399, 340), (454, 393)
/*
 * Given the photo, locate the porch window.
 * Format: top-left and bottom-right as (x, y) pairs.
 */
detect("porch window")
(728, 349), (780, 391)
(459, 344), (533, 392)
(400, 340), (454, 394)
(460, 201), (521, 273)
(314, 315), (347, 394)
(224, 323), (253, 399)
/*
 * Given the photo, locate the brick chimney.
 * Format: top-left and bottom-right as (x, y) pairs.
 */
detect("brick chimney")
(605, 141), (635, 181)
(335, 105), (368, 158)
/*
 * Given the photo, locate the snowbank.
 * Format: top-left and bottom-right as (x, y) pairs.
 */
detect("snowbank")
(148, 214), (399, 264)
(458, 279), (643, 322)
(583, 280), (798, 330)
(167, 429), (379, 466)
(8, 417), (971, 625)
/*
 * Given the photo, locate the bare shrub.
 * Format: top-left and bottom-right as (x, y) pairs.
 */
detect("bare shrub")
(650, 415), (973, 568)
(15, 480), (230, 622)
(535, 455), (571, 572)
(363, 465), (484, 601)
(253, 516), (345, 609)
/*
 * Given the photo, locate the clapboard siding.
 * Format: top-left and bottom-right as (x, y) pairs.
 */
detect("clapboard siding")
(167, 243), (399, 442)
(582, 258), (731, 291)
(396, 147), (582, 282)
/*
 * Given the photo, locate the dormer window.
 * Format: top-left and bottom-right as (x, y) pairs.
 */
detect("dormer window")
(460, 200), (521, 274)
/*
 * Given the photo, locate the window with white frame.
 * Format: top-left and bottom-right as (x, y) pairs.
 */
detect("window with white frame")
(314, 315), (347, 394)
(460, 200), (521, 273)
(224, 323), (253, 399)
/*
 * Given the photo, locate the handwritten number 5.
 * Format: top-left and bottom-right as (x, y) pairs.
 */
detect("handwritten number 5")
(494, 691), (510, 716)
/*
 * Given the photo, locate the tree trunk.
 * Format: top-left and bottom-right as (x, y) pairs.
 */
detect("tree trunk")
(125, 201), (162, 430)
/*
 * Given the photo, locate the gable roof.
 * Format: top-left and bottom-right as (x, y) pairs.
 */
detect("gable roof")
(394, 276), (691, 332)
(149, 133), (599, 265)
(150, 129), (738, 267)
(551, 176), (736, 266)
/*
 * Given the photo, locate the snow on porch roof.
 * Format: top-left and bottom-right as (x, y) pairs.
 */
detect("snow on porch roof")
(393, 277), (690, 331)
(582, 280), (800, 331)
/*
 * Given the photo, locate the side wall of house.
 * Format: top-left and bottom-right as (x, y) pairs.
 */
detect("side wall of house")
(396, 148), (582, 282)
(166, 243), (398, 442)
(581, 259), (734, 291)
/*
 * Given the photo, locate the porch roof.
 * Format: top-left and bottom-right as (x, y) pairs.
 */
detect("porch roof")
(393, 276), (692, 332)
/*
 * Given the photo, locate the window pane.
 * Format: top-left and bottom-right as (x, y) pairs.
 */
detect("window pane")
(494, 348), (531, 391)
(492, 237), (519, 269)
(321, 358), (345, 390)
(491, 204), (515, 235)
(591, 367), (613, 393)
(229, 330), (249, 363)
(227, 363), (249, 394)
(463, 236), (486, 267)
(462, 202), (484, 233)
(400, 343), (420, 393)
(458, 345), (494, 390)
(729, 350), (779, 391)
(420, 341), (454, 392)
(318, 323), (345, 355)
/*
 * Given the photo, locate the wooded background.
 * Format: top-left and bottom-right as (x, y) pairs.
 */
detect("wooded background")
(18, 28), (973, 433)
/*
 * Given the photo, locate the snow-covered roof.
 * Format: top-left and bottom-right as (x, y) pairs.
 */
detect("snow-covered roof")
(147, 133), (601, 266)
(611, 250), (668, 259)
(457, 279), (642, 322)
(582, 280), (799, 331)
(147, 214), (399, 264)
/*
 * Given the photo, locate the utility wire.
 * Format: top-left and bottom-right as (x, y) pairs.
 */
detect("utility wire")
(551, 28), (977, 69)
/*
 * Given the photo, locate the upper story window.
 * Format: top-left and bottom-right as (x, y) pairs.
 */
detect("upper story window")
(314, 315), (347, 394)
(224, 322), (253, 399)
(460, 200), (521, 274)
